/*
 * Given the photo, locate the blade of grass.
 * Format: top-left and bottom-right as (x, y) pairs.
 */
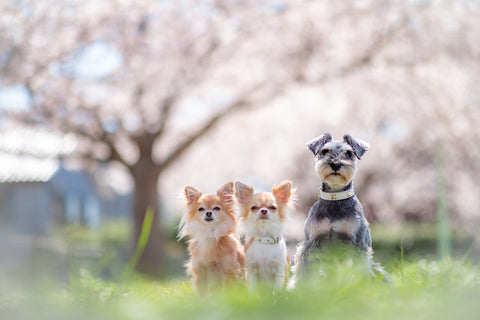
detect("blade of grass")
(436, 144), (451, 260)
(121, 207), (154, 281)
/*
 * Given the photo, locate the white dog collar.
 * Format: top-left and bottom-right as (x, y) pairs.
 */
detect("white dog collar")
(318, 188), (355, 201)
(254, 236), (280, 244)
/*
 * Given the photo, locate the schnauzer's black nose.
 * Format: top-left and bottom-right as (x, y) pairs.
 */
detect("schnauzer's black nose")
(261, 209), (268, 215)
(330, 163), (342, 171)
(205, 211), (212, 217)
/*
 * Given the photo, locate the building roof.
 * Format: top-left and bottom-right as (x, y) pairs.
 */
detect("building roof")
(0, 127), (77, 183)
(0, 152), (59, 183)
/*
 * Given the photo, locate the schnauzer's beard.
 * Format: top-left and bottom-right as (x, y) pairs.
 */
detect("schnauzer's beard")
(315, 161), (356, 191)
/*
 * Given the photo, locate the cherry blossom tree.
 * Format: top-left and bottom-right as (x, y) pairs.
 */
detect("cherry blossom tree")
(2, 0), (479, 273)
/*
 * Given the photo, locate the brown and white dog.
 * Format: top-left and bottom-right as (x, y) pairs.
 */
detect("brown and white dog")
(235, 181), (294, 291)
(178, 182), (246, 294)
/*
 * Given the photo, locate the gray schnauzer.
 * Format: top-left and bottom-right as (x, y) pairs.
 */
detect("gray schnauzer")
(291, 132), (388, 285)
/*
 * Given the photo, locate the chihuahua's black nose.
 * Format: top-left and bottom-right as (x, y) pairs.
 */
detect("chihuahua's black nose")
(205, 211), (212, 217)
(330, 163), (342, 171)
(261, 209), (268, 215)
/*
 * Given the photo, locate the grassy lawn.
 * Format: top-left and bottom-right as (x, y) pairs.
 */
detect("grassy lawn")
(1, 253), (479, 320)
(1, 221), (479, 320)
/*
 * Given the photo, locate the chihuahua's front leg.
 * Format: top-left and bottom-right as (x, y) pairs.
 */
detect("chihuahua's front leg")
(274, 273), (286, 290)
(247, 264), (259, 293)
(193, 265), (208, 294)
(269, 261), (286, 290)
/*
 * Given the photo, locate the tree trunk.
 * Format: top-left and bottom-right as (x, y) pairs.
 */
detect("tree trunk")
(131, 157), (164, 276)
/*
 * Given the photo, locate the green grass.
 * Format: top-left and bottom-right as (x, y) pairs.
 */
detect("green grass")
(1, 252), (479, 320)
(370, 223), (476, 264)
(3, 215), (478, 320)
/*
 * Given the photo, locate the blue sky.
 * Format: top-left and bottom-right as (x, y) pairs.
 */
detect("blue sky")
(0, 41), (122, 112)
(0, 85), (32, 111)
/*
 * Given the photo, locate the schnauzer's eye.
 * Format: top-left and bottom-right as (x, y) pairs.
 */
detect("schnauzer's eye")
(321, 149), (329, 155)
(213, 207), (221, 211)
(345, 150), (353, 158)
(268, 206), (276, 210)
(198, 208), (205, 212)
(251, 206), (258, 211)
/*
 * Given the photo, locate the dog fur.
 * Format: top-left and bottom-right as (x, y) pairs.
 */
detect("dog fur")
(178, 182), (246, 293)
(291, 133), (389, 286)
(235, 181), (293, 291)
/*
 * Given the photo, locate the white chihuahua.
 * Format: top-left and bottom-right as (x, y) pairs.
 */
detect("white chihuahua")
(235, 181), (294, 291)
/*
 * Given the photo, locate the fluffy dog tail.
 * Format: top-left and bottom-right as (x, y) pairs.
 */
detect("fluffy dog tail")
(287, 241), (309, 289)
(371, 261), (391, 283)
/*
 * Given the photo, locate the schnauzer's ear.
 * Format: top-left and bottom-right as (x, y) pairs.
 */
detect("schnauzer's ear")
(185, 186), (202, 204)
(306, 132), (333, 156)
(217, 182), (235, 205)
(343, 134), (370, 159)
(235, 182), (254, 204)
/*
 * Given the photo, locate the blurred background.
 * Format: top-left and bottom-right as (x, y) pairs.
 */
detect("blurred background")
(0, 0), (479, 283)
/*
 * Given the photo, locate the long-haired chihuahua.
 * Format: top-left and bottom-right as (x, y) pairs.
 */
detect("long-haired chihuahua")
(235, 181), (294, 291)
(178, 182), (245, 294)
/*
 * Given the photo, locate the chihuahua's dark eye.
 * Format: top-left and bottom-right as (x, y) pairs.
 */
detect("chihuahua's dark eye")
(268, 206), (276, 210)
(198, 208), (205, 212)
(251, 206), (258, 211)
(213, 207), (221, 211)
(345, 150), (353, 159)
(321, 149), (329, 156)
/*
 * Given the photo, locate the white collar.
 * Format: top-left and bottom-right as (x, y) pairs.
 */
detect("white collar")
(254, 236), (280, 244)
(318, 187), (355, 201)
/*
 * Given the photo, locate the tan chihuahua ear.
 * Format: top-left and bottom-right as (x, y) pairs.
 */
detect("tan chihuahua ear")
(272, 181), (292, 204)
(185, 186), (202, 204)
(235, 182), (254, 204)
(217, 182), (234, 204)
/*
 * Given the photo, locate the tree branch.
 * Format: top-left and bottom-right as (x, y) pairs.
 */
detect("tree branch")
(298, 14), (408, 85)
(157, 85), (269, 172)
(150, 37), (220, 139)
(154, 94), (176, 138)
